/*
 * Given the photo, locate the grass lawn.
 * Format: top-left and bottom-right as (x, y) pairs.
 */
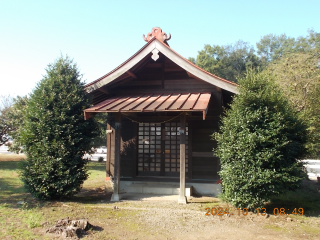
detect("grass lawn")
(0, 158), (111, 239)
(1, 155), (320, 239)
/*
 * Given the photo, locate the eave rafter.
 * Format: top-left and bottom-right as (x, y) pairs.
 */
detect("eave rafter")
(126, 70), (137, 79)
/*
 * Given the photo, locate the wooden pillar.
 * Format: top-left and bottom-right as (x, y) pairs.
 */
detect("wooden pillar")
(111, 113), (121, 202)
(106, 122), (111, 178)
(105, 121), (114, 193)
(178, 112), (187, 204)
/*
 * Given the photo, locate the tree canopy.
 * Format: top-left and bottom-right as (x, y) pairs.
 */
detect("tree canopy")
(0, 95), (14, 146)
(213, 70), (308, 210)
(266, 51), (320, 156)
(18, 56), (99, 200)
(194, 40), (261, 83)
(256, 30), (320, 64)
(191, 29), (320, 156)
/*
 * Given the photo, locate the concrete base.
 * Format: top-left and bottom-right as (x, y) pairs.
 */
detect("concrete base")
(190, 182), (222, 196)
(120, 181), (222, 196)
(121, 193), (180, 201)
(178, 195), (187, 204)
(105, 179), (114, 193)
(122, 182), (193, 196)
(110, 193), (120, 202)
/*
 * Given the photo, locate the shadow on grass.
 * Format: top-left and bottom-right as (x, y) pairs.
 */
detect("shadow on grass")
(0, 177), (26, 195)
(0, 160), (23, 171)
(266, 180), (320, 217)
(68, 188), (113, 205)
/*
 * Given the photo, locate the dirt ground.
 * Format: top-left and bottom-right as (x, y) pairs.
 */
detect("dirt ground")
(1, 159), (319, 239)
(37, 188), (320, 240)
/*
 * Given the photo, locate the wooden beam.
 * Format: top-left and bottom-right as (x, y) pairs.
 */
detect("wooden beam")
(105, 120), (114, 193)
(146, 62), (162, 68)
(186, 71), (206, 82)
(188, 120), (193, 179)
(125, 80), (161, 86)
(130, 54), (152, 73)
(98, 87), (109, 94)
(106, 123), (112, 177)
(111, 113), (121, 202)
(178, 112), (187, 204)
(126, 70), (137, 79)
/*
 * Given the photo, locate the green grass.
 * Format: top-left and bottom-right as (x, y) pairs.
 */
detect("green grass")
(1, 157), (320, 239)
(0, 159), (109, 239)
(266, 180), (320, 217)
(0, 161), (27, 203)
(83, 161), (106, 189)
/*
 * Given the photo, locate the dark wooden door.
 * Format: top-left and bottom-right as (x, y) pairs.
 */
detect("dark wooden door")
(137, 122), (188, 177)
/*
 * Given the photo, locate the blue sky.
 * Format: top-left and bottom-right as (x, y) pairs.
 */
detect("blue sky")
(1, 0), (319, 96)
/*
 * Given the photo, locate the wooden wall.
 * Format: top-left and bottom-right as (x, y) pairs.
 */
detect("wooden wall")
(119, 119), (137, 178)
(189, 89), (222, 180)
(103, 53), (234, 182)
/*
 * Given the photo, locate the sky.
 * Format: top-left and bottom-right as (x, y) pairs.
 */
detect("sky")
(0, 0), (319, 97)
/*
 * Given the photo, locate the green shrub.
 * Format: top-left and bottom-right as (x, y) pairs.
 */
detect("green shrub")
(98, 156), (104, 162)
(213, 70), (308, 210)
(18, 56), (99, 200)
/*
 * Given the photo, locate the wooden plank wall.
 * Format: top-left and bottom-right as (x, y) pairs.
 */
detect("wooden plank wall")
(120, 119), (137, 178)
(190, 91), (222, 180)
(103, 55), (220, 95)
(103, 54), (232, 181)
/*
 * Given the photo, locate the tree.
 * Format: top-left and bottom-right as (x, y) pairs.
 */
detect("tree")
(213, 70), (308, 210)
(256, 30), (320, 64)
(4, 96), (28, 152)
(194, 40), (262, 83)
(18, 56), (99, 200)
(0, 95), (14, 146)
(256, 33), (296, 63)
(187, 57), (196, 64)
(266, 52), (320, 156)
(92, 112), (108, 147)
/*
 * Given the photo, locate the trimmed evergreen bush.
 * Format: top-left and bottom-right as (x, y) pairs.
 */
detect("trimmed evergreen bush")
(19, 56), (99, 200)
(213, 70), (308, 210)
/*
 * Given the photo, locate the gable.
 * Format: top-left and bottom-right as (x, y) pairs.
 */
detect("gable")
(85, 38), (238, 102)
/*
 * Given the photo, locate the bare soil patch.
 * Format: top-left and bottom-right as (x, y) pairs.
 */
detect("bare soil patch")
(0, 153), (26, 161)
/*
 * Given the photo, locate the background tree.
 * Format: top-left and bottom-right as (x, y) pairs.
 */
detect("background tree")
(194, 40), (262, 83)
(187, 57), (196, 64)
(190, 29), (320, 156)
(256, 33), (296, 63)
(92, 112), (108, 147)
(256, 29), (320, 64)
(5, 95), (29, 152)
(266, 51), (320, 156)
(18, 56), (99, 200)
(0, 95), (14, 146)
(213, 70), (308, 210)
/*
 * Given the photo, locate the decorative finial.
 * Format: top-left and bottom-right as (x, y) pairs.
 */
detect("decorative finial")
(143, 27), (171, 43)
